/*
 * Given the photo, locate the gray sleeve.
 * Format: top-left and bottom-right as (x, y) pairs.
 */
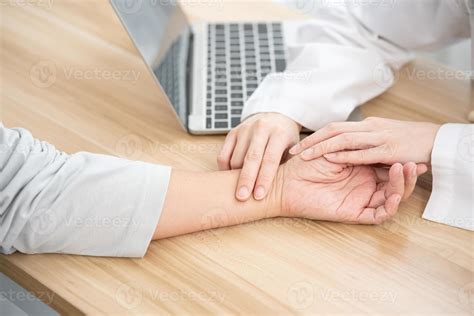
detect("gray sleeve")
(0, 124), (171, 257)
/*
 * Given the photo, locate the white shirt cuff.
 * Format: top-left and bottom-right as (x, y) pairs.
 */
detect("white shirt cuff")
(423, 124), (474, 231)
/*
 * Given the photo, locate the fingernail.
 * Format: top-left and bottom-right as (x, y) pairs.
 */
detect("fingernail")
(395, 195), (401, 203)
(237, 186), (249, 199)
(289, 144), (300, 154)
(302, 148), (313, 158)
(254, 186), (265, 200)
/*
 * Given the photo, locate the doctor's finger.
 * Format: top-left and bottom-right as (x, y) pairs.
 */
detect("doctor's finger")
(254, 136), (289, 200)
(235, 133), (270, 201)
(300, 133), (381, 160)
(290, 121), (370, 155)
(218, 131), (237, 170)
(324, 146), (389, 165)
(229, 131), (252, 169)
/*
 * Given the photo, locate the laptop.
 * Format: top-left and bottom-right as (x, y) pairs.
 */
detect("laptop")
(110, 0), (289, 134)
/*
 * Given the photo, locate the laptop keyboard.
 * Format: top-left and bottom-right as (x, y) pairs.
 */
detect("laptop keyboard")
(206, 23), (286, 130)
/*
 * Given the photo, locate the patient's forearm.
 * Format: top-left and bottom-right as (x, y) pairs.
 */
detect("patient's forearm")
(153, 169), (282, 239)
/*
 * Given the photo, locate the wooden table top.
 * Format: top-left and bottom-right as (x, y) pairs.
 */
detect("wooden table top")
(1, 1), (473, 314)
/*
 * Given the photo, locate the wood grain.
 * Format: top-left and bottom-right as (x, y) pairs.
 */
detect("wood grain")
(1, 0), (473, 314)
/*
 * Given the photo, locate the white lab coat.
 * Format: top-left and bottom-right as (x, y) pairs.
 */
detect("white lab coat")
(242, 0), (474, 230)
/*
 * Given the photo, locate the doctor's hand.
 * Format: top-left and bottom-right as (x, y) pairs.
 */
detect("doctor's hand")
(279, 156), (425, 224)
(218, 112), (301, 202)
(290, 117), (440, 166)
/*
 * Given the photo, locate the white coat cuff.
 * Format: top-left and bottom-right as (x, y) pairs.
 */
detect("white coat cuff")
(423, 124), (474, 231)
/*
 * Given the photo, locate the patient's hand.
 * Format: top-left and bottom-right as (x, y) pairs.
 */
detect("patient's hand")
(278, 156), (419, 224)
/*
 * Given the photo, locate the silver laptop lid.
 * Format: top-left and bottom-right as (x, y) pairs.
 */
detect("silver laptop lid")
(110, 0), (191, 127)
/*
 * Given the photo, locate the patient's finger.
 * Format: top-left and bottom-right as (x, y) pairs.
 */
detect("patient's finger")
(416, 163), (428, 175)
(358, 193), (401, 225)
(236, 134), (269, 201)
(356, 207), (377, 224)
(290, 121), (370, 155)
(385, 163), (405, 199)
(324, 146), (388, 165)
(376, 194), (402, 221)
(218, 131), (237, 170)
(374, 167), (389, 182)
(254, 136), (288, 200)
(402, 162), (417, 200)
(300, 132), (380, 160)
(368, 190), (386, 208)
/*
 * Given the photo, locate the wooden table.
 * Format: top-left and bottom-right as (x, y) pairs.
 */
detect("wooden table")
(1, 1), (473, 314)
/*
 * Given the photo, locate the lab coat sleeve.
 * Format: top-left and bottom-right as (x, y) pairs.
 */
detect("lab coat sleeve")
(423, 124), (474, 231)
(0, 124), (171, 257)
(242, 0), (470, 130)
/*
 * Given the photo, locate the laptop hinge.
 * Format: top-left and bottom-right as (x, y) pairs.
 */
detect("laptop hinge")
(185, 30), (194, 130)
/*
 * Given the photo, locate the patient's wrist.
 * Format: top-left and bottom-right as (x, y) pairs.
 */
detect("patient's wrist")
(264, 165), (285, 218)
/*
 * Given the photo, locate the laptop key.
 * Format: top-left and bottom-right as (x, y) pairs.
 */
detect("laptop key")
(215, 105), (228, 111)
(215, 121), (228, 129)
(206, 117), (212, 129)
(215, 97), (227, 103)
(231, 101), (243, 106)
(215, 113), (228, 120)
(231, 108), (242, 115)
(275, 59), (287, 72)
(231, 117), (241, 127)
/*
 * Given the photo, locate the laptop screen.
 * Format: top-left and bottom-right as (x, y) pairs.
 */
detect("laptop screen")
(111, 0), (190, 127)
